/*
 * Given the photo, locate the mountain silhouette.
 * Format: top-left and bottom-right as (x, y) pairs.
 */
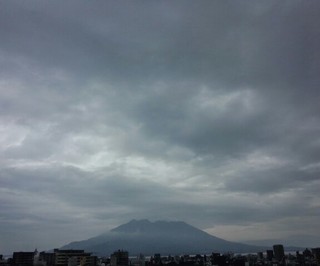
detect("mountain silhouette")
(61, 219), (265, 256)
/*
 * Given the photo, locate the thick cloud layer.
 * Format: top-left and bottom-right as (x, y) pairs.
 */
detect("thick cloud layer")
(1, 0), (320, 254)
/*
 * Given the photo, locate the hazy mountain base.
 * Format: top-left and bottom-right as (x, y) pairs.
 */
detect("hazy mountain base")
(61, 220), (268, 256)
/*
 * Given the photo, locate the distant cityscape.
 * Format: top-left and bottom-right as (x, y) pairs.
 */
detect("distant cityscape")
(1, 244), (320, 266)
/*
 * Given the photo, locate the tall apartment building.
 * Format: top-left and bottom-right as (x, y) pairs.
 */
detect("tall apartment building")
(53, 249), (97, 266)
(12, 252), (35, 266)
(273, 244), (285, 262)
(39, 252), (55, 266)
(110, 250), (129, 266)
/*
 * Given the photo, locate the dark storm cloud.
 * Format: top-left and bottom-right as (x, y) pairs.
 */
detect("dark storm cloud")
(2, 0), (318, 89)
(1, 0), (320, 253)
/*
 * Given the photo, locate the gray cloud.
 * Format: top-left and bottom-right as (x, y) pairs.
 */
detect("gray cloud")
(1, 0), (320, 254)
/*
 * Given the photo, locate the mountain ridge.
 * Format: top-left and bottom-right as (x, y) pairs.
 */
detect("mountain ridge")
(61, 219), (266, 256)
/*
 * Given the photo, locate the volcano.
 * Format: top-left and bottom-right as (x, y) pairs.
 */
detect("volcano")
(61, 219), (264, 256)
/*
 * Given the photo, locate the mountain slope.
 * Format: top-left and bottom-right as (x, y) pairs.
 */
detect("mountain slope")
(61, 219), (265, 256)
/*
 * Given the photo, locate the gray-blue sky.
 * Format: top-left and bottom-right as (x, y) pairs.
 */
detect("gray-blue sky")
(0, 0), (320, 254)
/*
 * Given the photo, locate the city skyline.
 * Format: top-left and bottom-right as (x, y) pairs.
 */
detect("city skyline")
(1, 1), (320, 254)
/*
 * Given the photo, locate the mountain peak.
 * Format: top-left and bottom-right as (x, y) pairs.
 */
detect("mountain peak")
(129, 219), (151, 224)
(111, 219), (153, 233)
(110, 219), (208, 237)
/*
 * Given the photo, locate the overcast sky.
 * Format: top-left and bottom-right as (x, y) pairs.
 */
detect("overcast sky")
(1, 0), (320, 254)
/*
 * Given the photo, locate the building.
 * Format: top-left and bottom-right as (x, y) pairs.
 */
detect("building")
(53, 250), (96, 266)
(153, 254), (161, 265)
(266, 250), (273, 261)
(39, 252), (55, 266)
(12, 252), (35, 266)
(0, 255), (7, 266)
(257, 252), (263, 260)
(130, 254), (145, 266)
(312, 248), (320, 265)
(110, 250), (128, 266)
(273, 244), (285, 262)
